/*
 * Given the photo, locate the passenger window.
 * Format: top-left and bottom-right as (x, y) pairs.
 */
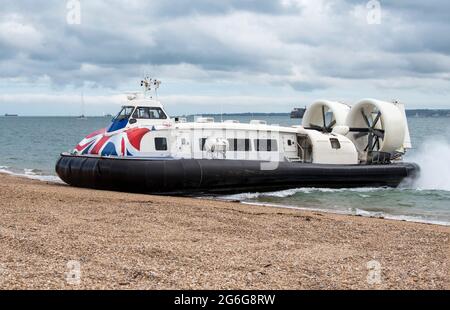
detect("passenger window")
(199, 138), (207, 150)
(227, 139), (251, 151)
(155, 137), (167, 151)
(330, 138), (341, 149)
(255, 139), (278, 152)
(133, 107), (167, 119)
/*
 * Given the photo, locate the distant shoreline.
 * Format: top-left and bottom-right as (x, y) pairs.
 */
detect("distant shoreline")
(1, 109), (450, 118)
(182, 109), (450, 118)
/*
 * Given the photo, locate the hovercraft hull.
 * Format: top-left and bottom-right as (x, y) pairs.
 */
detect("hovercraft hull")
(55, 154), (419, 195)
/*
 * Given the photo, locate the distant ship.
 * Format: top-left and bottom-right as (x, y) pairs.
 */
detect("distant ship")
(77, 93), (87, 120)
(4, 113), (18, 117)
(290, 107), (306, 118)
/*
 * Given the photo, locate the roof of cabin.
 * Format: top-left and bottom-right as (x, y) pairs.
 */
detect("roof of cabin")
(174, 121), (302, 133)
(123, 97), (164, 108)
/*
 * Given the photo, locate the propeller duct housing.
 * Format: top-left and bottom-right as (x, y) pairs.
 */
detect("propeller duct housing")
(302, 100), (350, 132)
(346, 99), (405, 153)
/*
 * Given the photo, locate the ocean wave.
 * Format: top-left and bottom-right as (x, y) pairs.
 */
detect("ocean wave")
(239, 201), (450, 226)
(24, 168), (43, 175)
(0, 166), (62, 183)
(220, 187), (392, 200)
(351, 208), (450, 226)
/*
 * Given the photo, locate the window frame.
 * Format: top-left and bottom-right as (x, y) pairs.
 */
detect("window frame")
(154, 137), (168, 151)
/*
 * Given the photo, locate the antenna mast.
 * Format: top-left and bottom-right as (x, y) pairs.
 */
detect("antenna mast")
(140, 76), (162, 99)
(153, 79), (161, 99)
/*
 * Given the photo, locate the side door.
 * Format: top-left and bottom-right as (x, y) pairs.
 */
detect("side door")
(174, 130), (192, 158)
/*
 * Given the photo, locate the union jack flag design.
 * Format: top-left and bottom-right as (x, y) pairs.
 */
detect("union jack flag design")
(74, 126), (156, 157)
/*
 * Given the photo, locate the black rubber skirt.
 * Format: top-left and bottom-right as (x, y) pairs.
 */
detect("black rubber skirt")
(56, 154), (419, 195)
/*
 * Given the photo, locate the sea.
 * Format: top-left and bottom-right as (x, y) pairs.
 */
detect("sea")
(0, 115), (449, 226)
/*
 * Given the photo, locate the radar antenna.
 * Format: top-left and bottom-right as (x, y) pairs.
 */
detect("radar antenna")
(140, 76), (162, 99)
(153, 79), (161, 99)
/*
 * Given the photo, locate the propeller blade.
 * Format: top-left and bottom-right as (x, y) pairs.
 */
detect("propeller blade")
(371, 136), (379, 151)
(365, 134), (373, 152)
(361, 110), (371, 127)
(375, 137), (381, 150)
(322, 105), (326, 128)
(364, 143), (369, 152)
(308, 124), (323, 131)
(327, 119), (336, 131)
(373, 129), (385, 139)
(372, 111), (382, 128)
(348, 127), (370, 132)
(354, 131), (368, 139)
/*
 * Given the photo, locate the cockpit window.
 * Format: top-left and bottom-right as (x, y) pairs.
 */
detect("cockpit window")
(114, 106), (135, 121)
(132, 107), (167, 119)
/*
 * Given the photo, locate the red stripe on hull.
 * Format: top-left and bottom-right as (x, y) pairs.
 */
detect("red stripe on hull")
(90, 136), (110, 155)
(121, 138), (125, 156)
(75, 140), (94, 152)
(126, 128), (150, 151)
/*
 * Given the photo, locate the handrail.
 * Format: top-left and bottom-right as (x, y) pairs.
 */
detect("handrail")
(296, 141), (305, 162)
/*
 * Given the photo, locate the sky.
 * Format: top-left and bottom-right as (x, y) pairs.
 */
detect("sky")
(0, 0), (449, 116)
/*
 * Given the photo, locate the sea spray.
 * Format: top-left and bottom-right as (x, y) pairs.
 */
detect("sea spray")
(406, 139), (450, 191)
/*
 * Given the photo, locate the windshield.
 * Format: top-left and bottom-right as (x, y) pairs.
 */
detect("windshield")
(114, 106), (135, 121)
(132, 107), (167, 119)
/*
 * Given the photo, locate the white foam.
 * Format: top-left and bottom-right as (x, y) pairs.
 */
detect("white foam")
(406, 139), (450, 191)
(24, 168), (40, 175)
(220, 187), (390, 201)
(353, 208), (450, 226)
(0, 167), (63, 183)
(218, 185), (449, 226)
(239, 201), (450, 226)
(222, 192), (262, 200)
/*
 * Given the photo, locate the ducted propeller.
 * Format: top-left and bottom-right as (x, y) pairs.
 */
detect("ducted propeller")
(349, 110), (385, 152)
(306, 105), (336, 133)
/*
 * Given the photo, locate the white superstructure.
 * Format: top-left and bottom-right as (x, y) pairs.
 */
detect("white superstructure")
(74, 78), (412, 165)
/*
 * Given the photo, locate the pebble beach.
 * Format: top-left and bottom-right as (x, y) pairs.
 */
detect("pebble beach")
(0, 173), (448, 289)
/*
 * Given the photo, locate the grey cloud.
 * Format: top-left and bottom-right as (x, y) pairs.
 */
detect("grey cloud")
(0, 0), (449, 94)
(148, 0), (289, 17)
(289, 80), (330, 92)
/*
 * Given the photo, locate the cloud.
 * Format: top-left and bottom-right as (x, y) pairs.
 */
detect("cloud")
(0, 14), (44, 50)
(0, 0), (449, 114)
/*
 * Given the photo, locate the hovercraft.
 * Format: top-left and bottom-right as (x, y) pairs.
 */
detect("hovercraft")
(56, 78), (419, 195)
